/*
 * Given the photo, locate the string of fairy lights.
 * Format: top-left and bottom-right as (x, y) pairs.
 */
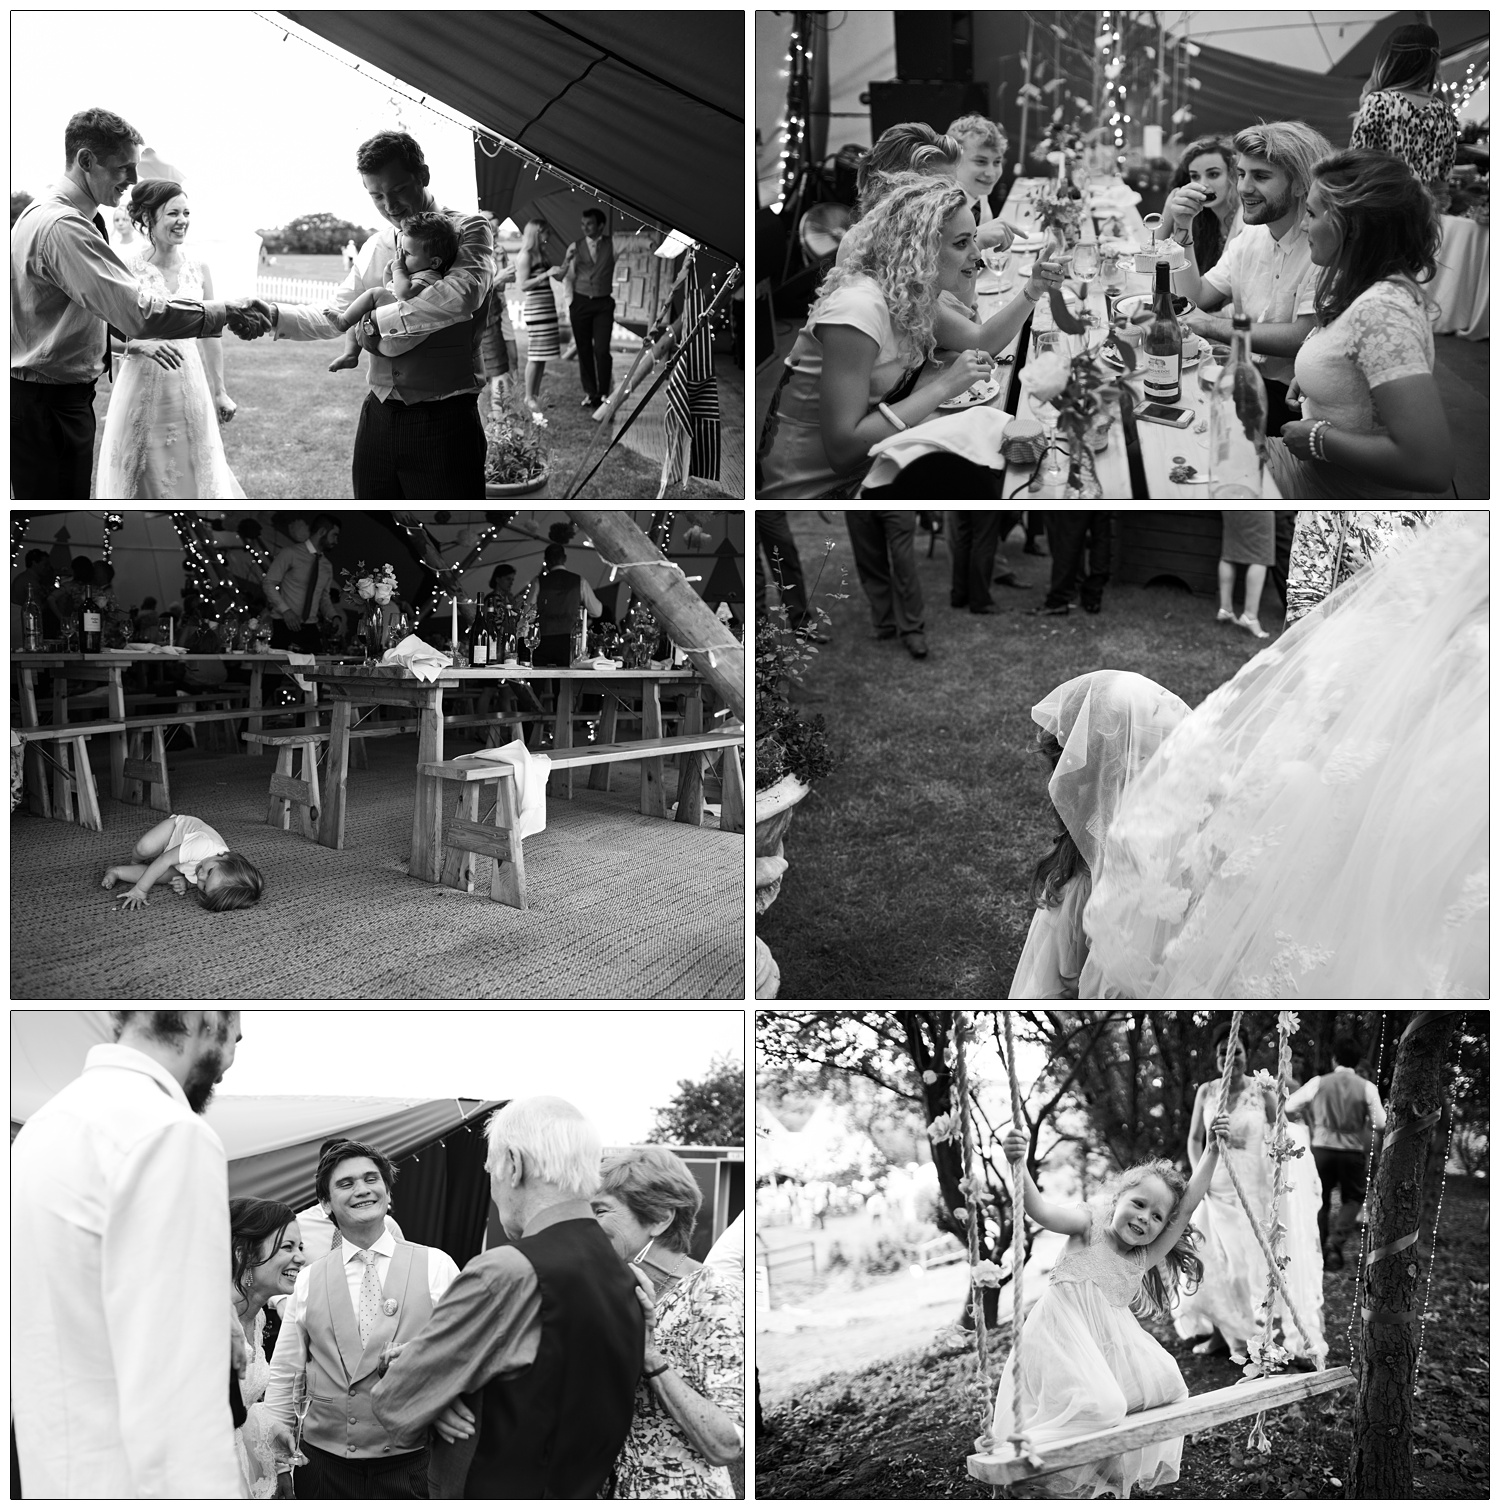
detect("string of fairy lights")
(772, 14), (813, 215)
(1441, 58), (1488, 113)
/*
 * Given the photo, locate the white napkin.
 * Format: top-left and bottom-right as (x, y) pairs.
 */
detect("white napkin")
(284, 650), (317, 694)
(862, 408), (1011, 492)
(113, 643), (188, 656)
(570, 656), (623, 670)
(468, 739), (551, 839)
(381, 634), (452, 683)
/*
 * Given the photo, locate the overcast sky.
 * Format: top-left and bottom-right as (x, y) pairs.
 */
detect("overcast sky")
(227, 1010), (744, 1144)
(11, 12), (484, 230)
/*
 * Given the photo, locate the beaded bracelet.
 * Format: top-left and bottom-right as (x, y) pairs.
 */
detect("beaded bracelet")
(1309, 420), (1331, 463)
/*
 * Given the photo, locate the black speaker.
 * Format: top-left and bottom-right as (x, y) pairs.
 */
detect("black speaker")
(894, 12), (973, 81)
(868, 80), (990, 142)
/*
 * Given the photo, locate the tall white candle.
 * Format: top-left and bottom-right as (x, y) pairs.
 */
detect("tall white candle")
(168, 615), (174, 648)
(452, 594), (459, 648)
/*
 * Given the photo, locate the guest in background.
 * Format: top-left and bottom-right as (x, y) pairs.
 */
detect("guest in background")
(1163, 120), (1334, 438)
(1216, 510), (1275, 639)
(946, 113), (1016, 251)
(845, 510), (927, 659)
(1033, 513), (1112, 618)
(47, 554), (97, 631)
(525, 541), (603, 667)
(1166, 137), (1243, 274)
(1350, 24), (1460, 202)
(517, 218), (562, 414)
(595, 1147), (745, 1499)
(1268, 150), (1453, 500)
(1283, 508), (1435, 624)
(756, 512), (816, 635)
(561, 208), (616, 411)
(1267, 510), (1298, 614)
(758, 176), (999, 500)
(12, 549), (59, 639)
(263, 513), (339, 651)
(837, 122), (961, 266)
(946, 511), (1005, 615)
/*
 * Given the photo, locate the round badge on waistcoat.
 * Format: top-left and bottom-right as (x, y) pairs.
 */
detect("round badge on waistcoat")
(383, 1298), (398, 1316)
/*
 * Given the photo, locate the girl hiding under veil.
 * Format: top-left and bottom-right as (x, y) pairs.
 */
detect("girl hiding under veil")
(1009, 671), (1190, 1000)
(1086, 511), (1487, 998)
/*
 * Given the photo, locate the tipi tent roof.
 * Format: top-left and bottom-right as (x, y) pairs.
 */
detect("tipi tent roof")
(10, 1012), (500, 1210)
(281, 11), (743, 265)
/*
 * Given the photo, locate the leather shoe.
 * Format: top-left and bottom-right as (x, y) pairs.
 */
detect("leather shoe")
(1029, 604), (1069, 617)
(902, 632), (929, 659)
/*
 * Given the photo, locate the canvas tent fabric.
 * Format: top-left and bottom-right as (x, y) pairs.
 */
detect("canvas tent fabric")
(280, 10), (744, 265)
(10, 1012), (501, 1268)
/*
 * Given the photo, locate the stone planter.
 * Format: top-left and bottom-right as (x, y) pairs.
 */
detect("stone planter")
(754, 774), (810, 1000)
(485, 470), (549, 499)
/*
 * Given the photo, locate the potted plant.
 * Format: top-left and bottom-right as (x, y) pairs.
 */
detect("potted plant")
(754, 547), (841, 999)
(484, 392), (550, 499)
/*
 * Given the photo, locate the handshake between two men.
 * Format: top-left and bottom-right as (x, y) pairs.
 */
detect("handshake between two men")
(224, 298), (277, 340)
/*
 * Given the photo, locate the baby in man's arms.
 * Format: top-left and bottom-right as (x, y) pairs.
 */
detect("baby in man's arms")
(328, 209), (460, 372)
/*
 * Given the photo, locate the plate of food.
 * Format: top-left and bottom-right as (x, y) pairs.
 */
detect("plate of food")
(937, 375), (1003, 410)
(1100, 333), (1204, 373)
(1114, 292), (1196, 322)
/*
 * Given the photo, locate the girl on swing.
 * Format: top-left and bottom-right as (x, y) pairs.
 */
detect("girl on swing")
(991, 1112), (1229, 1499)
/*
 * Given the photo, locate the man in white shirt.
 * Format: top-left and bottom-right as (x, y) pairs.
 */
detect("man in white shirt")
(11, 1011), (245, 1498)
(1285, 1035), (1387, 1269)
(263, 1140), (460, 1497)
(1161, 119), (1334, 437)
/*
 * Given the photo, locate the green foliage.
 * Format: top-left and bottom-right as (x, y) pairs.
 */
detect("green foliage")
(262, 213), (374, 256)
(484, 390), (551, 486)
(754, 616), (839, 792)
(648, 1052), (744, 1147)
(12, 190), (34, 226)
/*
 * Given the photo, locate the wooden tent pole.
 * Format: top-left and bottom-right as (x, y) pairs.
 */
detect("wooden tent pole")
(565, 511), (744, 721)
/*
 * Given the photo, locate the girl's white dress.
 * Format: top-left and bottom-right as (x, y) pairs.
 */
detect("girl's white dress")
(95, 253), (246, 500)
(989, 1202), (1187, 1499)
(234, 1308), (279, 1498)
(1172, 1081), (1326, 1361)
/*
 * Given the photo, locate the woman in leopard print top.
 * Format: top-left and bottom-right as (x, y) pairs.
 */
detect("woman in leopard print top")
(1350, 23), (1460, 191)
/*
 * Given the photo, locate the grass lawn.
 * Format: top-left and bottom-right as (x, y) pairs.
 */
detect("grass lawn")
(757, 511), (1287, 1001)
(87, 317), (737, 500)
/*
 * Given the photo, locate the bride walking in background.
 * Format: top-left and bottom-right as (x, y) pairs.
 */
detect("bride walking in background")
(96, 179), (246, 498)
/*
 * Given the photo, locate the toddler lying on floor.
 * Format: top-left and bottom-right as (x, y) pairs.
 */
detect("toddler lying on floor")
(102, 814), (263, 913)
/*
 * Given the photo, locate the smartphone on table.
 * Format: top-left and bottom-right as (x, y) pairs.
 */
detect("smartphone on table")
(1135, 402), (1194, 428)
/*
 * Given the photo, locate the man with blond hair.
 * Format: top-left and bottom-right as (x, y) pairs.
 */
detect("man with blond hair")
(1161, 119), (1334, 435)
(373, 1096), (645, 1498)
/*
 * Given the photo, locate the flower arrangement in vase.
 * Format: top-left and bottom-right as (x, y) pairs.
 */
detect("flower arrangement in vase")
(1021, 338), (1126, 500)
(341, 561), (401, 658)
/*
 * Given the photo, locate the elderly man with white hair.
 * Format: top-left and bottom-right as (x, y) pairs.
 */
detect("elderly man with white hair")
(372, 1096), (645, 1499)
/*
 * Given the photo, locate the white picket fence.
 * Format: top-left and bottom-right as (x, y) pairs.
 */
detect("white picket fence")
(255, 275), (340, 306)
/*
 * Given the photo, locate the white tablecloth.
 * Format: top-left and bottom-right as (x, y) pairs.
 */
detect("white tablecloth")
(1429, 215), (1489, 340)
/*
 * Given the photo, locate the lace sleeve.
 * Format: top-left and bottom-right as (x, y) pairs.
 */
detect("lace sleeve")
(125, 253), (172, 318)
(1349, 284), (1433, 390)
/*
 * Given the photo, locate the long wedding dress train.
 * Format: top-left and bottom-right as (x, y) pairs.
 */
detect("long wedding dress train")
(1085, 513), (1487, 998)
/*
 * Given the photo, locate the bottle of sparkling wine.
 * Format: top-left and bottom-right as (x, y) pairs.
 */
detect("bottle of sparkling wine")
(1143, 259), (1182, 405)
(468, 598), (489, 666)
(1209, 312), (1269, 498)
(22, 584), (43, 652)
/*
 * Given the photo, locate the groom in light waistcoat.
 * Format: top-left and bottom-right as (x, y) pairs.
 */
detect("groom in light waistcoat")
(263, 1139), (460, 1497)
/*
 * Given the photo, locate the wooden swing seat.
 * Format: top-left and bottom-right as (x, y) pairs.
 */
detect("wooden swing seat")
(967, 1366), (1355, 1486)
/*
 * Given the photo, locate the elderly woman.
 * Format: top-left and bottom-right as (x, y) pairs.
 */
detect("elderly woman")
(594, 1148), (744, 1498)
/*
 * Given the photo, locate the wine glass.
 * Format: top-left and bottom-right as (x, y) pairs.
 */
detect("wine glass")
(1071, 241), (1099, 295)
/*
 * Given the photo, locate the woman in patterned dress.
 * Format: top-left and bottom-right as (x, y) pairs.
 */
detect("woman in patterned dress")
(516, 217), (562, 414)
(1350, 24), (1461, 201)
(593, 1148), (744, 1498)
(95, 180), (245, 498)
(1283, 507), (1435, 623)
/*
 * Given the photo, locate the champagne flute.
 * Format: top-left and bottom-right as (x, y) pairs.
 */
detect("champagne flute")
(1070, 242), (1100, 329)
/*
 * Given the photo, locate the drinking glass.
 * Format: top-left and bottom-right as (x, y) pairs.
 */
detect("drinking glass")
(983, 246), (1012, 293)
(1071, 242), (1099, 288)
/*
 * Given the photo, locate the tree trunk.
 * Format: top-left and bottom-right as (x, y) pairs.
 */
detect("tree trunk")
(1348, 1010), (1457, 1499)
(565, 511), (745, 720)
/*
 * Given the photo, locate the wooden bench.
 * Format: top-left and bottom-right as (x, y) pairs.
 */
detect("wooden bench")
(13, 721), (122, 831)
(415, 729), (747, 908)
(241, 732), (322, 840)
(543, 729), (746, 832)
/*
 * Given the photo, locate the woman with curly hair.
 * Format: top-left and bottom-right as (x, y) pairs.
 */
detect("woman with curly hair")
(1165, 136), (1243, 274)
(758, 174), (1061, 499)
(1268, 148), (1453, 499)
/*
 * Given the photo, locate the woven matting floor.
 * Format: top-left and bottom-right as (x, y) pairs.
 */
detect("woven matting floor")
(11, 735), (745, 1000)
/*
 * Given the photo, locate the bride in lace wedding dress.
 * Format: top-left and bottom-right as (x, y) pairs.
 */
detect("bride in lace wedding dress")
(1085, 511), (1487, 998)
(95, 180), (245, 498)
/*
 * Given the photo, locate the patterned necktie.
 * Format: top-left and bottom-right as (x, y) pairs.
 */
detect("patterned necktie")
(356, 1249), (382, 1345)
